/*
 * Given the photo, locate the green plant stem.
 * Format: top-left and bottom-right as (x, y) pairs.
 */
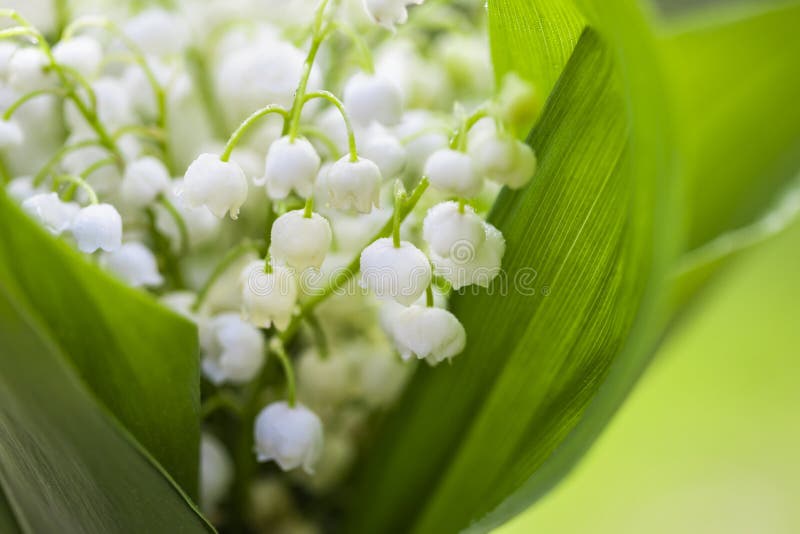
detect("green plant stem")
(279, 176), (430, 343)
(55, 174), (98, 204)
(220, 105), (288, 162)
(33, 139), (107, 187)
(157, 195), (190, 255)
(306, 312), (329, 359)
(303, 90), (358, 161)
(285, 0), (332, 140)
(426, 284), (434, 307)
(270, 339), (297, 407)
(303, 197), (314, 218)
(191, 240), (261, 313)
(201, 392), (243, 419)
(2, 88), (66, 120)
(185, 47), (228, 137)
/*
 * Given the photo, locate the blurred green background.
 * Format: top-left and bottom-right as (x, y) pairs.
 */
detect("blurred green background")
(497, 221), (800, 533)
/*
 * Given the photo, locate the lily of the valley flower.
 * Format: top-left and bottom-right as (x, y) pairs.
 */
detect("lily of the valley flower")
(422, 201), (485, 259)
(270, 210), (332, 270)
(181, 153), (249, 219)
(362, 0), (425, 31)
(200, 313), (265, 385)
(260, 136), (321, 200)
(121, 156), (171, 208)
(240, 260), (298, 330)
(472, 135), (537, 189)
(343, 72), (403, 126)
(326, 156), (382, 213)
(200, 433), (233, 514)
(101, 242), (163, 288)
(431, 221), (506, 290)
(71, 203), (123, 253)
(360, 237), (432, 306)
(0, 119), (24, 149)
(424, 148), (483, 198)
(52, 36), (103, 78)
(254, 401), (324, 474)
(22, 192), (80, 235)
(391, 304), (466, 365)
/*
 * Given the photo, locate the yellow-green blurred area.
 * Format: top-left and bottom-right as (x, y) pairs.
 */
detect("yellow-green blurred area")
(498, 221), (800, 534)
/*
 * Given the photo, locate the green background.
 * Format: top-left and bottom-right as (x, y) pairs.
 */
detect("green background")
(499, 220), (800, 533)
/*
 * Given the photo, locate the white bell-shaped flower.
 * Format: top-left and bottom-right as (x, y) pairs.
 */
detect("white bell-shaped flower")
(270, 210), (332, 270)
(344, 72), (403, 126)
(52, 36), (103, 78)
(240, 260), (298, 330)
(180, 153), (248, 219)
(70, 203), (123, 253)
(359, 124), (406, 179)
(200, 433), (233, 513)
(7, 175), (39, 202)
(8, 47), (53, 92)
(121, 156), (171, 208)
(362, 0), (425, 31)
(0, 119), (24, 148)
(392, 305), (466, 365)
(326, 156), (382, 213)
(431, 222), (505, 289)
(22, 192), (80, 235)
(472, 135), (537, 189)
(123, 8), (189, 57)
(100, 242), (163, 288)
(200, 313), (265, 385)
(254, 401), (324, 474)
(422, 201), (485, 259)
(360, 237), (432, 306)
(424, 148), (483, 198)
(260, 136), (320, 200)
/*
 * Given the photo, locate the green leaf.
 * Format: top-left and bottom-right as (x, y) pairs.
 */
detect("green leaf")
(488, 0), (585, 96)
(0, 282), (211, 532)
(0, 489), (21, 534)
(0, 190), (201, 496)
(346, 21), (675, 533)
(661, 2), (800, 249)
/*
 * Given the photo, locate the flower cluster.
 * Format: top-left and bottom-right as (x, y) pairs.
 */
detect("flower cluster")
(1, 0), (537, 530)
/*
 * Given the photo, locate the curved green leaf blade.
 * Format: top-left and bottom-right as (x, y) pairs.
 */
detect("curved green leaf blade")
(488, 0), (584, 96)
(0, 191), (200, 495)
(0, 284), (211, 533)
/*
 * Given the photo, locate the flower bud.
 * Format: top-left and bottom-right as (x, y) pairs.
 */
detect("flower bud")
(22, 192), (80, 235)
(270, 210), (332, 270)
(392, 305), (466, 365)
(431, 221), (505, 289)
(472, 135), (537, 189)
(360, 237), (431, 306)
(0, 119), (24, 148)
(362, 0), (425, 31)
(359, 124), (406, 179)
(240, 260), (298, 330)
(422, 201), (485, 258)
(344, 72), (403, 126)
(8, 47), (53, 92)
(254, 401), (323, 474)
(180, 153), (248, 219)
(200, 433), (233, 513)
(496, 72), (541, 134)
(52, 36), (103, 78)
(326, 156), (382, 213)
(260, 136), (320, 200)
(200, 313), (265, 385)
(7, 175), (39, 202)
(121, 156), (171, 208)
(424, 148), (483, 198)
(123, 8), (189, 57)
(101, 242), (163, 288)
(70, 203), (123, 253)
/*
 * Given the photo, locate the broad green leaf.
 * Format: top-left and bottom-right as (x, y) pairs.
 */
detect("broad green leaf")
(660, 3), (800, 249)
(346, 19), (676, 533)
(488, 0), (584, 96)
(0, 190), (200, 495)
(0, 283), (211, 533)
(0, 489), (20, 534)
